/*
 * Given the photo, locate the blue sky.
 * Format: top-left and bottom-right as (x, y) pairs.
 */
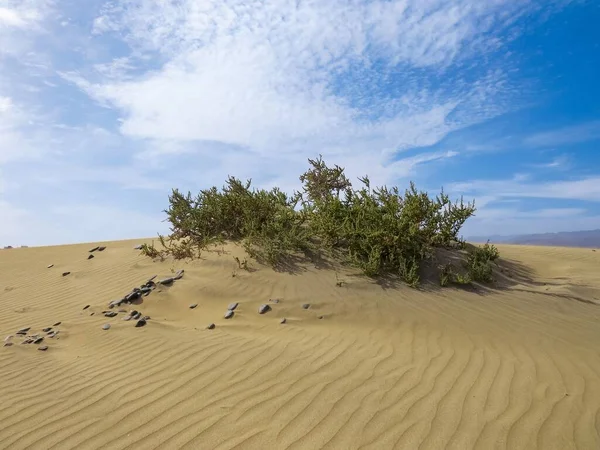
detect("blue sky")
(1, 0), (599, 246)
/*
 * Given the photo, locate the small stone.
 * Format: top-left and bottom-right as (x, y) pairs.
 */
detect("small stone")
(42, 327), (52, 333)
(135, 319), (147, 328)
(158, 277), (175, 285)
(102, 324), (111, 330)
(224, 310), (234, 319)
(89, 246), (99, 252)
(269, 298), (280, 304)
(47, 264), (54, 268)
(174, 269), (184, 280)
(98, 246), (106, 251)
(207, 323), (215, 330)
(38, 346), (48, 351)
(48, 331), (59, 338)
(90, 312), (95, 316)
(4, 335), (13, 342)
(258, 304), (271, 314)
(62, 272), (71, 277)
(134, 244), (143, 250)
(53, 322), (61, 327)
(318, 315), (324, 320)
(33, 337), (44, 344)
(227, 302), (239, 311)
(302, 304), (310, 310)
(189, 303), (198, 309)
(280, 318), (287, 324)
(83, 305), (90, 310)
(3, 342), (13, 347)
(122, 315), (132, 321)
(87, 254), (95, 260)
(142, 316), (151, 321)
(132, 312), (142, 320)
(17, 327), (30, 334)
(104, 311), (118, 318)
(22, 338), (33, 344)
(118, 308), (127, 313)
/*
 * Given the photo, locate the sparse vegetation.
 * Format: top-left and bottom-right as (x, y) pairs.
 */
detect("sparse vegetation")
(465, 241), (500, 283)
(143, 155), (500, 287)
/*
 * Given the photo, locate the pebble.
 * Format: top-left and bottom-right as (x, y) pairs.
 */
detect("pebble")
(118, 308), (127, 313)
(53, 322), (61, 326)
(89, 246), (100, 252)
(102, 324), (111, 330)
(224, 310), (234, 319)
(135, 319), (147, 328)
(38, 346), (48, 351)
(132, 312), (142, 320)
(3, 342), (13, 347)
(42, 327), (52, 332)
(4, 335), (13, 342)
(318, 315), (324, 320)
(258, 304), (271, 314)
(47, 264), (54, 268)
(98, 246), (106, 251)
(174, 269), (184, 280)
(48, 331), (59, 338)
(269, 298), (281, 304)
(302, 304), (310, 310)
(159, 277), (175, 285)
(104, 311), (118, 318)
(228, 302), (239, 311)
(122, 315), (132, 321)
(88, 254), (95, 260)
(280, 318), (287, 324)
(17, 327), (30, 334)
(62, 272), (71, 277)
(134, 244), (143, 250)
(83, 305), (90, 310)
(33, 337), (44, 344)
(207, 323), (216, 330)
(189, 303), (198, 309)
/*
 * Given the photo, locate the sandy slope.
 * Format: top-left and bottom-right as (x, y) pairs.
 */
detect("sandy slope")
(1, 240), (600, 450)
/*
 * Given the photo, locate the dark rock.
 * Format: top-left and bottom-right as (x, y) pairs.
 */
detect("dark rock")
(83, 305), (90, 310)
(125, 291), (141, 302)
(22, 338), (33, 344)
(302, 304), (310, 310)
(62, 272), (71, 277)
(90, 312), (95, 316)
(224, 310), (234, 319)
(102, 324), (111, 330)
(189, 303), (198, 309)
(53, 322), (61, 326)
(135, 319), (146, 328)
(174, 269), (184, 280)
(140, 286), (153, 294)
(104, 311), (118, 318)
(47, 264), (54, 268)
(38, 346), (48, 351)
(142, 315), (151, 321)
(132, 312), (142, 320)
(87, 254), (95, 260)
(207, 323), (215, 330)
(108, 299), (123, 309)
(143, 291), (151, 297)
(258, 304), (271, 314)
(3, 342), (13, 347)
(280, 318), (287, 324)
(48, 331), (59, 338)
(42, 327), (52, 333)
(158, 277), (174, 285)
(98, 246), (106, 251)
(89, 246), (99, 252)
(33, 337), (44, 344)
(17, 327), (30, 334)
(318, 315), (324, 320)
(228, 302), (239, 311)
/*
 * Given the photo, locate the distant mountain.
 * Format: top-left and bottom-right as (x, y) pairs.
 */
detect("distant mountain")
(468, 229), (600, 248)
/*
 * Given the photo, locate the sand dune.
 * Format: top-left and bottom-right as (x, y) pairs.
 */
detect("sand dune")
(1, 240), (600, 449)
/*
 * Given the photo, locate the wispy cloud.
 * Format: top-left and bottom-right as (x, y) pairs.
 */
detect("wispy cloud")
(524, 120), (600, 148)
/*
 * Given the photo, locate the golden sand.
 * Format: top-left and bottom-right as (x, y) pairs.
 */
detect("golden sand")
(1, 240), (599, 449)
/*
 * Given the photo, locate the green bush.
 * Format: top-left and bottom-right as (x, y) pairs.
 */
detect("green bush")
(465, 241), (500, 283)
(149, 155), (494, 287)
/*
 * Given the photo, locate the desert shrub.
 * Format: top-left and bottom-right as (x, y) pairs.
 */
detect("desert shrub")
(465, 241), (500, 283)
(152, 155), (492, 287)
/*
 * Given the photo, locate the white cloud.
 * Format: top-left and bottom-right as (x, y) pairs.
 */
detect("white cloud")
(524, 120), (600, 148)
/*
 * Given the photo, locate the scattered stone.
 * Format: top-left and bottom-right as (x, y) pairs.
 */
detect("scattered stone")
(134, 244), (143, 250)
(104, 311), (118, 318)
(48, 331), (59, 338)
(102, 324), (111, 330)
(22, 338), (33, 344)
(118, 308), (127, 313)
(318, 315), (324, 320)
(174, 269), (184, 280)
(302, 304), (310, 310)
(224, 310), (234, 319)
(207, 323), (216, 330)
(280, 318), (287, 324)
(98, 246), (106, 251)
(189, 303), (198, 309)
(258, 304), (271, 314)
(42, 327), (52, 333)
(47, 264), (54, 268)
(132, 312), (142, 320)
(158, 277), (175, 285)
(125, 291), (141, 303)
(135, 319), (147, 328)
(17, 327), (30, 334)
(228, 302), (239, 311)
(142, 315), (151, 321)
(4, 335), (13, 342)
(83, 305), (90, 310)
(33, 337), (44, 344)
(90, 312), (95, 316)
(269, 298), (280, 304)
(87, 254), (95, 260)
(3, 342), (13, 347)
(62, 272), (71, 277)
(108, 300), (122, 309)
(122, 315), (132, 321)
(53, 322), (61, 327)
(38, 346), (48, 351)
(89, 246), (100, 252)
(143, 291), (151, 297)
